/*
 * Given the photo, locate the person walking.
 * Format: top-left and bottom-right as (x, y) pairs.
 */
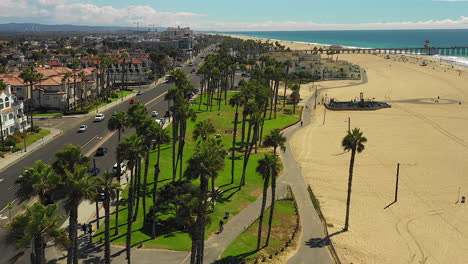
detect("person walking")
(300, 121), (303, 127)
(81, 223), (87, 235)
(218, 220), (224, 233)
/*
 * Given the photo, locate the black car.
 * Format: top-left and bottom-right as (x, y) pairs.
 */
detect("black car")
(95, 147), (108, 156)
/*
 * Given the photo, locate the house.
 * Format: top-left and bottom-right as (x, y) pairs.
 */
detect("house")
(0, 83), (29, 138)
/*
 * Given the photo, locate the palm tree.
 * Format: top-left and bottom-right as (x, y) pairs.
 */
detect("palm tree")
(107, 111), (128, 235)
(19, 68), (41, 129)
(151, 125), (169, 239)
(96, 172), (121, 264)
(15, 160), (60, 205)
(63, 167), (98, 264)
(290, 84), (301, 114)
(108, 111), (128, 142)
(185, 138), (226, 264)
(8, 202), (69, 264)
(192, 119), (215, 142)
(255, 154), (273, 250)
(0, 79), (6, 146)
(262, 129), (286, 155)
(117, 134), (143, 264)
(341, 128), (367, 231)
(62, 72), (72, 111)
(264, 154), (281, 247)
(53, 144), (89, 175)
(282, 59), (293, 107)
(228, 93), (243, 184)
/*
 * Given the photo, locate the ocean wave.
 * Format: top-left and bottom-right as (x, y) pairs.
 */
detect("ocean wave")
(431, 55), (468, 68)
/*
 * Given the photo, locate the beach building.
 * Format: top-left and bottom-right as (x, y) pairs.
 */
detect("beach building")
(0, 83), (29, 138)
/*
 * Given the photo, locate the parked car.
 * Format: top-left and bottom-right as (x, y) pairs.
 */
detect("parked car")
(94, 113), (105, 122)
(241, 73), (250, 77)
(77, 125), (88, 133)
(151, 111), (159, 117)
(129, 99), (137, 104)
(112, 163), (127, 176)
(188, 62), (193, 66)
(136, 91), (143, 95)
(95, 147), (108, 156)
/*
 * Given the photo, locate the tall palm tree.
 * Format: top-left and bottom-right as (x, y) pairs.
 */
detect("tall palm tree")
(229, 93), (243, 184)
(63, 167), (98, 264)
(282, 59), (293, 107)
(150, 124), (169, 239)
(262, 129), (286, 155)
(19, 68), (41, 129)
(15, 160), (61, 205)
(62, 72), (72, 111)
(185, 138), (226, 264)
(8, 202), (69, 264)
(107, 110), (128, 235)
(192, 119), (215, 142)
(290, 84), (301, 114)
(117, 134), (143, 264)
(341, 128), (367, 231)
(255, 154), (272, 250)
(0, 79), (6, 146)
(96, 172), (121, 264)
(264, 154), (281, 247)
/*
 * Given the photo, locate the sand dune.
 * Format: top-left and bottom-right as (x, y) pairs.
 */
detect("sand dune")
(225, 34), (468, 263)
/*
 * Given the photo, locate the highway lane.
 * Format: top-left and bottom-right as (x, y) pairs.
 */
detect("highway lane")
(0, 49), (211, 264)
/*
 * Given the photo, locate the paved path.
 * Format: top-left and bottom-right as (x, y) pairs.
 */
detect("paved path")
(282, 98), (334, 264)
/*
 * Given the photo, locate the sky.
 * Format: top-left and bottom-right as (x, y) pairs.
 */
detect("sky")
(0, 0), (468, 31)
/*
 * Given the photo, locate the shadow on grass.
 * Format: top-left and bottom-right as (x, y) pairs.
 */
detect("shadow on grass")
(213, 249), (258, 264)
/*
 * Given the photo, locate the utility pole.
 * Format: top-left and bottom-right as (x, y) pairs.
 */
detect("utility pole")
(314, 85), (317, 110)
(348, 117), (351, 133)
(394, 163), (400, 202)
(323, 107), (326, 125)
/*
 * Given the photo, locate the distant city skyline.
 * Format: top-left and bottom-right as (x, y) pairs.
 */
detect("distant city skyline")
(1, 0), (468, 31)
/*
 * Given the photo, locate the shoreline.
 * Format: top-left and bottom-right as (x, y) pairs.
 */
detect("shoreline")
(219, 33), (468, 68)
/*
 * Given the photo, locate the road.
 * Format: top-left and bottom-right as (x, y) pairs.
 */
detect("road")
(0, 48), (219, 264)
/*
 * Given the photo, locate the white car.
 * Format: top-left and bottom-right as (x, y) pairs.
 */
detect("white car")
(94, 113), (105, 122)
(151, 111), (159, 117)
(77, 125), (88, 132)
(112, 163), (127, 176)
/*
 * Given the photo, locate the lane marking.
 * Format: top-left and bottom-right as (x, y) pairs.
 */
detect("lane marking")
(81, 136), (98, 149)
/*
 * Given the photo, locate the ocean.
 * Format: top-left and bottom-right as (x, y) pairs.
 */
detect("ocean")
(223, 29), (468, 67)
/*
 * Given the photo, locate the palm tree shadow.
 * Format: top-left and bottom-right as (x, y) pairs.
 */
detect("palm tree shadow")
(213, 249), (258, 263)
(384, 200), (397, 209)
(305, 230), (345, 248)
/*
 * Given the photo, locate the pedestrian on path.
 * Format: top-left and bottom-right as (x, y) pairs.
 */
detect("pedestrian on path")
(300, 121), (303, 127)
(81, 223), (87, 235)
(218, 220), (224, 234)
(87, 223), (93, 235)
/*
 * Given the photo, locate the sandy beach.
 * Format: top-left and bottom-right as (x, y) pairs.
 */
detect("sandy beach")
(226, 34), (468, 263)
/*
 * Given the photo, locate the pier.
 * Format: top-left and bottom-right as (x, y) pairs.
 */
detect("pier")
(294, 46), (468, 56)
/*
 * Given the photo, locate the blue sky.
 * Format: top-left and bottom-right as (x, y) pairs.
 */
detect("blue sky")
(0, 0), (467, 30)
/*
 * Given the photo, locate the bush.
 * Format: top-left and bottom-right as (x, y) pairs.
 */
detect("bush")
(28, 126), (40, 133)
(12, 146), (22, 153)
(0, 146), (12, 152)
(7, 134), (22, 144)
(4, 137), (16, 147)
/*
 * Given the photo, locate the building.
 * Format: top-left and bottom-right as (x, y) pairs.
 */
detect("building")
(160, 26), (192, 40)
(0, 83), (29, 139)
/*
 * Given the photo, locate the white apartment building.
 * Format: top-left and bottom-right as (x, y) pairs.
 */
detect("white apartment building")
(0, 83), (29, 138)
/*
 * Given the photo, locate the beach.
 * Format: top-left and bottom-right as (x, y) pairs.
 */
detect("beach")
(226, 34), (468, 263)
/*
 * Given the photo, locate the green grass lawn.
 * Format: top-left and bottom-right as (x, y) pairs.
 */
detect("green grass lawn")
(32, 113), (63, 117)
(95, 92), (301, 250)
(220, 199), (298, 263)
(21, 128), (51, 150)
(97, 90), (133, 108)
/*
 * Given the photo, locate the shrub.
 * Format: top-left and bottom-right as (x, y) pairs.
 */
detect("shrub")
(4, 137), (16, 147)
(12, 146), (22, 153)
(7, 134), (22, 144)
(28, 125), (40, 133)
